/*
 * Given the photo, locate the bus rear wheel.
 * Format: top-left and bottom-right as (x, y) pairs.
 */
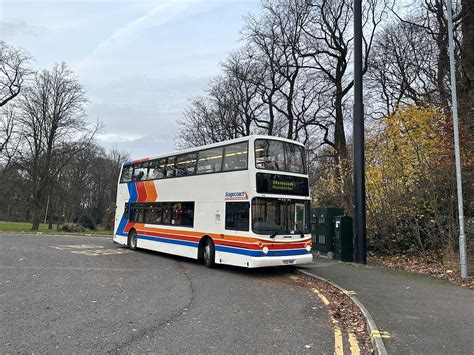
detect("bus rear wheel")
(128, 230), (138, 251)
(203, 239), (215, 268)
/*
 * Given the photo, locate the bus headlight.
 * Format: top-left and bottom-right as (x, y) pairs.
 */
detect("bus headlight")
(305, 245), (312, 252)
(262, 247), (269, 255)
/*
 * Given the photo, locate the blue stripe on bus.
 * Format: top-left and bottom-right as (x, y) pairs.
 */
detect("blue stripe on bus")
(116, 217), (128, 236)
(114, 183), (138, 237)
(215, 245), (309, 257)
(267, 249), (309, 256)
(119, 225), (310, 257)
(138, 235), (199, 248)
(215, 245), (263, 256)
(128, 182), (138, 202)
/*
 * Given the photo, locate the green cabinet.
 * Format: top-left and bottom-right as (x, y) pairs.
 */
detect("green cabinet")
(334, 216), (354, 262)
(310, 208), (343, 253)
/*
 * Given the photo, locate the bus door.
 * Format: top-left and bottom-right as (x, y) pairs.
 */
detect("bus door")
(295, 203), (305, 232)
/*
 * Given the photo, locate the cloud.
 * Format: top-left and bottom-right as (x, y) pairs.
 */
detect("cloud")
(96, 132), (144, 143)
(0, 19), (43, 39)
(75, 0), (202, 75)
(86, 75), (209, 158)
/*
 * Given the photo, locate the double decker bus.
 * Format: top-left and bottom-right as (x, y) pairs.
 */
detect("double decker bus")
(113, 135), (313, 268)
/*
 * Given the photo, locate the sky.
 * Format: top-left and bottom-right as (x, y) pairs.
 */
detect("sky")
(0, 0), (260, 159)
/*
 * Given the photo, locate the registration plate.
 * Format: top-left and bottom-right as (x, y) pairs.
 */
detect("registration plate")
(283, 259), (296, 264)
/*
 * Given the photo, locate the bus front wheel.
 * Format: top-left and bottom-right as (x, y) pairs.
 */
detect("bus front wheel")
(128, 229), (138, 251)
(203, 239), (215, 268)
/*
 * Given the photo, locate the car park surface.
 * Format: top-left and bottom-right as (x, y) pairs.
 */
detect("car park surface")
(1, 234), (335, 353)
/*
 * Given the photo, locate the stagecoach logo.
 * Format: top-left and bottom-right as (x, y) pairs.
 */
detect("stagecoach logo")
(225, 191), (248, 200)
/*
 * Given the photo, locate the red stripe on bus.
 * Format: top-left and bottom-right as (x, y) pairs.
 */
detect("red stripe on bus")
(139, 229), (200, 243)
(132, 157), (150, 164)
(135, 227), (308, 251)
(136, 182), (148, 202)
(123, 224), (311, 249)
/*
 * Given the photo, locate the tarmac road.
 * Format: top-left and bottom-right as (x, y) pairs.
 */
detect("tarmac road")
(0, 233), (335, 354)
(300, 258), (474, 354)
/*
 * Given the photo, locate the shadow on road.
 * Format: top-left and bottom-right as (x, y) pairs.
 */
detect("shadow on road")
(124, 246), (297, 278)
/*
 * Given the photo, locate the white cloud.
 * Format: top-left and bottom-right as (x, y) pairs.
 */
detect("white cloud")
(96, 132), (144, 142)
(85, 75), (209, 157)
(0, 19), (43, 39)
(75, 0), (203, 76)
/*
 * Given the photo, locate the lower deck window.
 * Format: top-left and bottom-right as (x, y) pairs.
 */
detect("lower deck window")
(123, 203), (129, 219)
(129, 202), (194, 227)
(225, 202), (250, 231)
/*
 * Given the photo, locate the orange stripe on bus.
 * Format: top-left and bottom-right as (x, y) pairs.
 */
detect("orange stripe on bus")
(136, 225), (311, 246)
(144, 181), (158, 201)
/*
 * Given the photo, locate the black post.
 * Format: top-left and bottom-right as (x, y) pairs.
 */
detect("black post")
(353, 0), (367, 264)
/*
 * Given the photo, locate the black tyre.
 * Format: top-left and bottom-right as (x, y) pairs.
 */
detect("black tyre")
(128, 229), (138, 251)
(203, 239), (215, 268)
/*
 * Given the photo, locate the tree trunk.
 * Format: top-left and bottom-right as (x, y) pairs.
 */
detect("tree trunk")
(48, 201), (53, 229)
(31, 205), (42, 231)
(332, 92), (352, 212)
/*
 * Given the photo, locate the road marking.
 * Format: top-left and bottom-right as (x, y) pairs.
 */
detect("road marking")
(71, 249), (130, 256)
(371, 330), (391, 339)
(51, 244), (130, 256)
(312, 288), (330, 305)
(348, 332), (361, 355)
(342, 290), (357, 295)
(310, 287), (364, 355)
(334, 323), (344, 355)
(50, 244), (104, 250)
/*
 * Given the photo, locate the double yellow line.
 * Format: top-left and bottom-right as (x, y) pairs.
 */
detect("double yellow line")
(312, 288), (361, 355)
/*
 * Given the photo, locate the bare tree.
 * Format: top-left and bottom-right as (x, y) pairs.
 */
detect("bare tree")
(17, 62), (96, 230)
(0, 41), (31, 107)
(367, 20), (439, 116)
(0, 104), (20, 164)
(245, 0), (318, 140)
(389, 0), (464, 111)
(56, 144), (127, 229)
(0, 43), (30, 171)
(177, 49), (266, 148)
(459, 0), (474, 137)
(220, 49), (266, 136)
(177, 96), (238, 148)
(301, 0), (385, 159)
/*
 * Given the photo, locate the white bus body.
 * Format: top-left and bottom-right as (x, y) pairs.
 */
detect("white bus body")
(113, 135), (313, 268)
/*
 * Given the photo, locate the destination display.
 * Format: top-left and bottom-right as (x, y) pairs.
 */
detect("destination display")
(256, 173), (309, 196)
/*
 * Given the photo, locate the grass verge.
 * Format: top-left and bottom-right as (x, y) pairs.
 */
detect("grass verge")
(0, 221), (113, 237)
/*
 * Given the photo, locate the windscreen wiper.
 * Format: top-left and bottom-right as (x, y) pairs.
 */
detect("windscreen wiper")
(270, 229), (281, 239)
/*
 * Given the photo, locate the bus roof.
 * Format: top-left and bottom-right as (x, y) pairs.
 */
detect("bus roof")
(124, 135), (305, 166)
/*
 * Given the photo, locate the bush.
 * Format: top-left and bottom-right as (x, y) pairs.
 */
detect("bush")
(60, 223), (85, 233)
(78, 213), (96, 230)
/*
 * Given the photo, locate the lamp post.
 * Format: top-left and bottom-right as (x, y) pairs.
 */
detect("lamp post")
(353, 0), (367, 264)
(446, 0), (468, 279)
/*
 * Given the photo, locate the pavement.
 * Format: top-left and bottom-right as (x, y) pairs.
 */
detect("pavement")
(298, 256), (474, 354)
(1, 234), (340, 354)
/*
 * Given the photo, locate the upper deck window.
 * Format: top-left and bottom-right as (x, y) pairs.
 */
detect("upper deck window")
(223, 142), (248, 171)
(175, 153), (197, 177)
(119, 140), (249, 183)
(120, 165), (133, 183)
(196, 147), (223, 174)
(255, 139), (306, 174)
(148, 159), (166, 179)
(133, 163), (149, 181)
(165, 157), (176, 177)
